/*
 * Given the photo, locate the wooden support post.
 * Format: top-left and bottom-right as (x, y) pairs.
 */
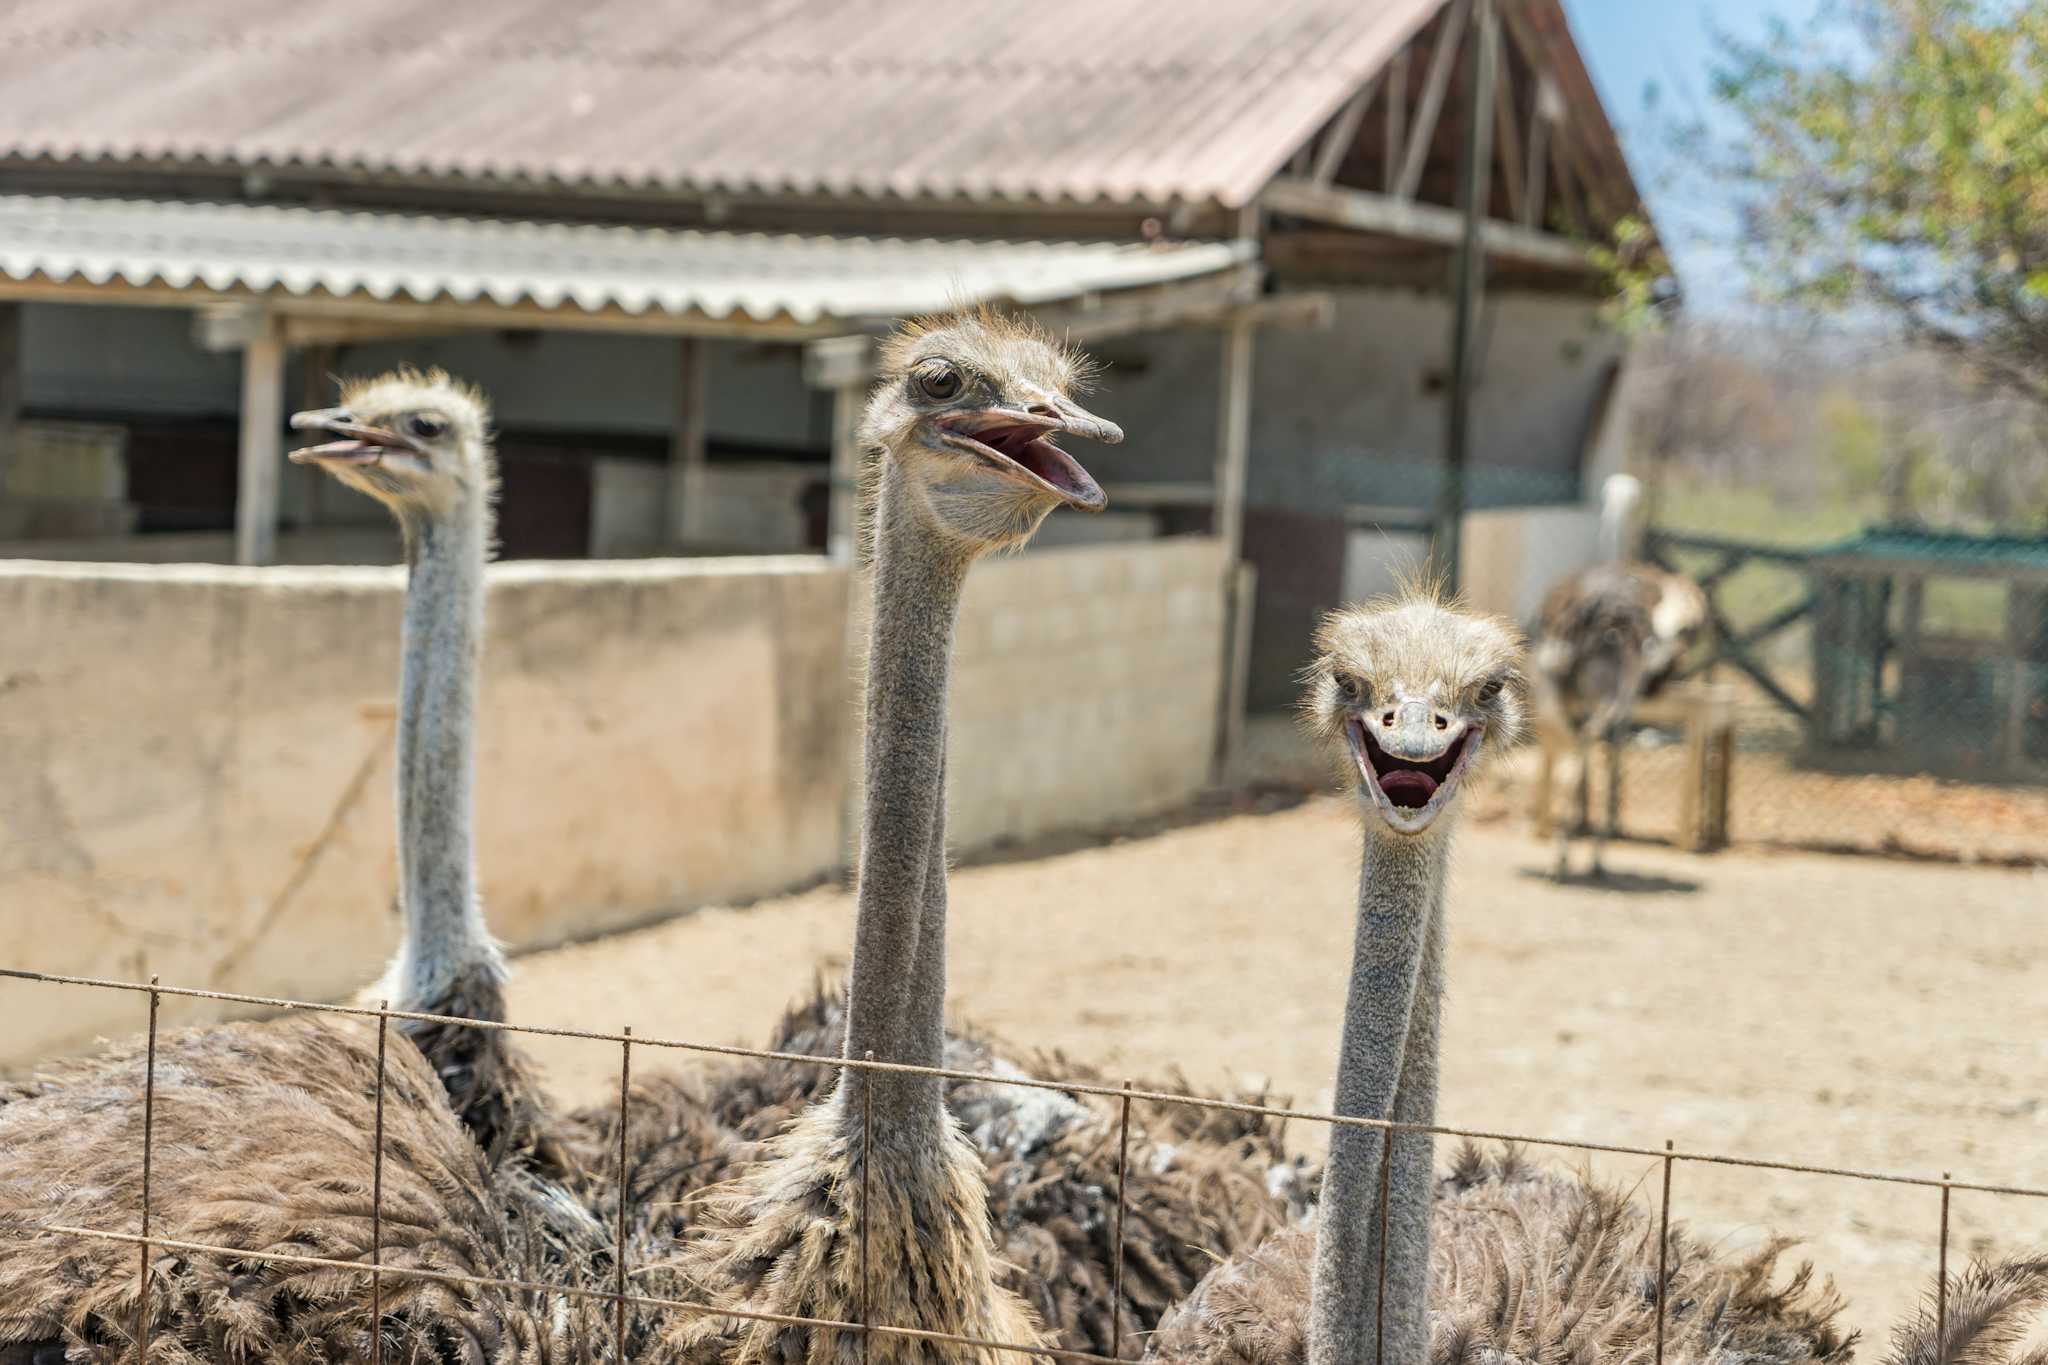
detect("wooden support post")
(236, 328), (286, 566)
(1311, 74), (1382, 187)
(1435, 0), (1497, 591)
(1212, 317), (1254, 568)
(1216, 561), (1259, 774)
(1384, 51), (1409, 193)
(826, 379), (864, 563)
(1523, 76), (1560, 229)
(0, 303), (19, 511)
(1674, 684), (1736, 853)
(1395, 0), (1473, 200)
(1494, 57), (1525, 225)
(667, 336), (709, 546)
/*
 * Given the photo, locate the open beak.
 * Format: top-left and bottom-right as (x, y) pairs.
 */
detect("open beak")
(1344, 702), (1484, 835)
(287, 406), (419, 466)
(936, 394), (1119, 512)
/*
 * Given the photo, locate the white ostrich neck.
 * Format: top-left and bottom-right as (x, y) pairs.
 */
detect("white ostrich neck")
(1307, 821), (1452, 1365)
(838, 459), (972, 1138)
(389, 493), (501, 1011)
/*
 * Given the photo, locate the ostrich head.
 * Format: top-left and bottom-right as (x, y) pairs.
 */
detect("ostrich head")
(859, 308), (1120, 553)
(289, 368), (494, 524)
(1305, 589), (1527, 836)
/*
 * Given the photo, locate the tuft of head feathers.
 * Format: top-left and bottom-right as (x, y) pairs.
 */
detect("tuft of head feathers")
(876, 304), (1097, 394)
(337, 364), (491, 425)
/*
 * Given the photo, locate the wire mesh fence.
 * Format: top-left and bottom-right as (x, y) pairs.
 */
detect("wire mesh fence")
(4, 965), (2046, 1365)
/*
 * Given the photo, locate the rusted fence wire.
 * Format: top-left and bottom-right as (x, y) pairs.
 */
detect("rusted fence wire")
(2, 964), (2042, 1365)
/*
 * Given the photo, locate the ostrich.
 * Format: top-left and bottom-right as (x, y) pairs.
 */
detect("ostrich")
(1530, 473), (1708, 878)
(289, 370), (555, 1167)
(0, 373), (614, 1362)
(1145, 587), (1850, 1365)
(650, 309), (1123, 1365)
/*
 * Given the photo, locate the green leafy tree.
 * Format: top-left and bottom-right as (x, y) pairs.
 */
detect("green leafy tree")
(1715, 0), (2048, 405)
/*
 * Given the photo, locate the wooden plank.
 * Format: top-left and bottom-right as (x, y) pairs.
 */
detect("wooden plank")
(1261, 177), (1593, 272)
(235, 330), (286, 566)
(1396, 0), (1473, 200)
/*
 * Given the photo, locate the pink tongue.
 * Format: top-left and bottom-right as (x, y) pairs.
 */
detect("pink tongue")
(1378, 770), (1438, 809)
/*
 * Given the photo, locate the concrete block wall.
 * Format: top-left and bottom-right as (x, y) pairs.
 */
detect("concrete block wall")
(948, 537), (1227, 847)
(0, 539), (1228, 1066)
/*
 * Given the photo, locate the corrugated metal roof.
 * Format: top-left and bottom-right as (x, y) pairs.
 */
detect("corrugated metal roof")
(0, 194), (1256, 325)
(0, 0), (1444, 209)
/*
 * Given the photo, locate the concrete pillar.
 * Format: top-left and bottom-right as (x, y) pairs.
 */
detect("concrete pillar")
(666, 336), (708, 546)
(826, 379), (863, 562)
(1212, 317), (1254, 567)
(236, 332), (286, 566)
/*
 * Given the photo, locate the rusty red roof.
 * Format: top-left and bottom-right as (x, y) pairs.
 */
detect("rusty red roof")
(0, 0), (1452, 209)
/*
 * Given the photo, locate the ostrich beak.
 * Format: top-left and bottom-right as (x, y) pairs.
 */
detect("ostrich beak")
(287, 407), (422, 465)
(1345, 700), (1484, 836)
(936, 394), (1119, 512)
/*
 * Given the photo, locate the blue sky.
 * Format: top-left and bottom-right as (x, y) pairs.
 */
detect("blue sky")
(1557, 0), (1822, 311)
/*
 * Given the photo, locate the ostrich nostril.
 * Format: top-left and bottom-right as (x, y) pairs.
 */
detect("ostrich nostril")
(1435, 714), (1449, 731)
(1027, 402), (1059, 420)
(1380, 711), (1396, 727)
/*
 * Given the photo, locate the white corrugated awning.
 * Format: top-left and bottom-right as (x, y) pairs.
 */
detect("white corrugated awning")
(0, 195), (1257, 328)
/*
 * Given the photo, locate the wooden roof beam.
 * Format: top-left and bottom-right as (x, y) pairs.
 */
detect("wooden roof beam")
(1395, 0), (1473, 201)
(1261, 176), (1595, 273)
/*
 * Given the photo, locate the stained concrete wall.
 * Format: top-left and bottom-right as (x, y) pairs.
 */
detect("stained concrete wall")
(0, 538), (1228, 1065)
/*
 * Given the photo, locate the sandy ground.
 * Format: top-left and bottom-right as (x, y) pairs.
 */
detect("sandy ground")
(511, 799), (2048, 1346)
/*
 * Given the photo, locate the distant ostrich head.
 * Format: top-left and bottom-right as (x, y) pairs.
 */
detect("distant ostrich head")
(859, 307), (1120, 553)
(1305, 590), (1527, 836)
(289, 368), (494, 523)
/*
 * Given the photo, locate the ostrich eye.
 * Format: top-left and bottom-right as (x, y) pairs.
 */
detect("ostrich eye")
(1476, 676), (1505, 704)
(404, 413), (448, 442)
(1335, 673), (1364, 704)
(915, 363), (963, 402)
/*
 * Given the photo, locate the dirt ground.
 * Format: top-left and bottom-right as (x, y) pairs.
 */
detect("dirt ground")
(511, 797), (2048, 1347)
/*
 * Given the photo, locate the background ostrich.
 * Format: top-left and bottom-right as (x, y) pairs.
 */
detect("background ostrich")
(653, 309), (1120, 1365)
(292, 371), (558, 1169)
(1146, 588), (1848, 1365)
(0, 377), (620, 1362)
(1530, 473), (1708, 878)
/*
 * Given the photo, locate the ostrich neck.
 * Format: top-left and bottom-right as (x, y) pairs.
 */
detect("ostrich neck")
(1307, 821), (1453, 1365)
(389, 494), (500, 1011)
(837, 460), (972, 1137)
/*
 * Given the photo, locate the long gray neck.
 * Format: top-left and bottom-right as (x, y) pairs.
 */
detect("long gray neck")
(837, 460), (972, 1137)
(1307, 820), (1453, 1365)
(386, 493), (502, 1012)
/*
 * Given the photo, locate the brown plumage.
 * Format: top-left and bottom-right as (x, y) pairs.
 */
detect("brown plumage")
(0, 1020), (608, 1364)
(734, 983), (1315, 1357)
(1150, 1145), (1852, 1365)
(647, 1103), (1043, 1365)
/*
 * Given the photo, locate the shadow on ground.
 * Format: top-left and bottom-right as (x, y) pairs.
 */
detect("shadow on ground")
(1517, 866), (1703, 896)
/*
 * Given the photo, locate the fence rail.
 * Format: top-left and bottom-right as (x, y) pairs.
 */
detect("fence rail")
(1, 965), (2041, 1365)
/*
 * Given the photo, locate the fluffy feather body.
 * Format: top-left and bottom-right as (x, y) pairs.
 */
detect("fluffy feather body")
(0, 1021), (608, 1364)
